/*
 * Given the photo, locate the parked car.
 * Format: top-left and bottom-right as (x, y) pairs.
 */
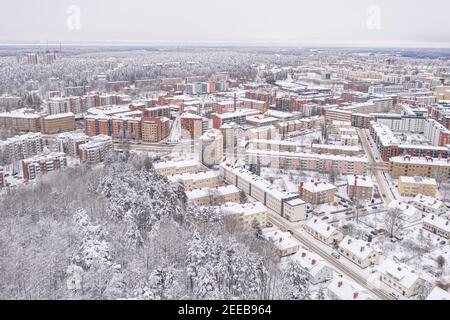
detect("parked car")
(331, 252), (341, 259)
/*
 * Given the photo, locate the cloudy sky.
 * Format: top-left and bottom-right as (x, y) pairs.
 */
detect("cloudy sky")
(1, 0), (449, 47)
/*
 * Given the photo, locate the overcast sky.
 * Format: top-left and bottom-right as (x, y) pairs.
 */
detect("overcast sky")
(1, 0), (449, 47)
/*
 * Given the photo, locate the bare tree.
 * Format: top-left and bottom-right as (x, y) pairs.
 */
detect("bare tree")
(384, 208), (403, 239)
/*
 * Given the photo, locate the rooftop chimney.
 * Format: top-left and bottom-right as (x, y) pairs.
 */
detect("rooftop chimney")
(353, 292), (359, 299)
(338, 281), (343, 288)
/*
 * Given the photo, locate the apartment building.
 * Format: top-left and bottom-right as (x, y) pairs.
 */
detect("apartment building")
(222, 202), (268, 230)
(378, 259), (425, 298)
(0, 108), (42, 132)
(199, 129), (223, 167)
(244, 125), (279, 141)
(47, 97), (68, 115)
(220, 122), (243, 151)
(153, 159), (200, 176)
(331, 120), (352, 134)
(167, 171), (220, 191)
(341, 134), (359, 146)
(388, 156), (450, 181)
(220, 162), (309, 222)
(246, 149), (369, 175)
(299, 179), (336, 205)
(141, 117), (170, 143)
(398, 176), (438, 197)
(57, 131), (90, 158)
(212, 109), (260, 129)
(304, 218), (344, 245)
(22, 152), (68, 181)
(239, 98), (269, 113)
(0, 132), (43, 164)
(250, 139), (298, 153)
(41, 113), (76, 134)
(262, 227), (300, 257)
(413, 194), (448, 215)
(186, 185), (240, 207)
(338, 236), (380, 268)
(347, 175), (374, 200)
(311, 144), (360, 156)
(79, 135), (113, 164)
(422, 214), (450, 239)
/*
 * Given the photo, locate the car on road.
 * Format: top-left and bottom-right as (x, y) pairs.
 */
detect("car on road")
(331, 252), (341, 259)
(322, 216), (330, 220)
(389, 292), (400, 300)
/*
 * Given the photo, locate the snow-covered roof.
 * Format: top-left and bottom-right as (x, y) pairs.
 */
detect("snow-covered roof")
(426, 287), (450, 300)
(0, 108), (41, 119)
(43, 112), (75, 120)
(312, 144), (360, 152)
(423, 214), (450, 233)
(399, 176), (437, 186)
(186, 185), (240, 200)
(221, 201), (267, 217)
(347, 175), (374, 188)
(305, 218), (339, 239)
(388, 200), (420, 219)
(246, 149), (368, 163)
(327, 277), (372, 300)
(292, 250), (328, 277)
(153, 159), (199, 170)
(378, 259), (422, 290)
(339, 236), (376, 261)
(413, 194), (445, 210)
(302, 179), (336, 193)
(262, 227), (300, 251)
(168, 171), (220, 184)
(390, 156), (450, 167)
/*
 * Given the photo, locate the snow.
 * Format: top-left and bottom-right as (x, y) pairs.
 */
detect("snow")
(305, 218), (340, 239)
(378, 259), (422, 290)
(339, 236), (376, 261)
(426, 287), (450, 300)
(262, 227), (301, 251)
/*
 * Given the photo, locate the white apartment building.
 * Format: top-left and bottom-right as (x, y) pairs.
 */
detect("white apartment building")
(153, 159), (200, 176)
(220, 162), (309, 222)
(199, 129), (223, 167)
(222, 201), (268, 230)
(167, 171), (220, 191)
(378, 259), (425, 298)
(338, 236), (380, 268)
(79, 135), (113, 164)
(0, 132), (43, 163)
(186, 185), (241, 207)
(304, 218), (344, 245)
(57, 131), (90, 158)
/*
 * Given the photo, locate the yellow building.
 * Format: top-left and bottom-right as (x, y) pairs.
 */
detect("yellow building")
(398, 176), (438, 197)
(389, 156), (450, 181)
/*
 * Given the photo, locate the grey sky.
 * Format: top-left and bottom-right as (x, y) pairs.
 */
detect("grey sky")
(1, 0), (449, 46)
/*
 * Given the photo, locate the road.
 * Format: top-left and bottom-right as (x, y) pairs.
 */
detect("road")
(357, 128), (396, 205)
(267, 212), (393, 300)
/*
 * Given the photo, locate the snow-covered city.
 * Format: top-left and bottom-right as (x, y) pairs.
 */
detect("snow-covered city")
(0, 0), (449, 309)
